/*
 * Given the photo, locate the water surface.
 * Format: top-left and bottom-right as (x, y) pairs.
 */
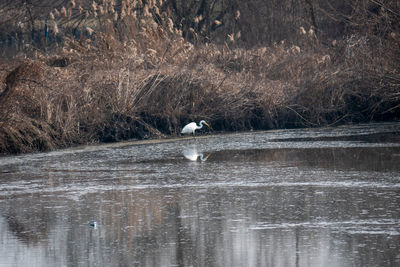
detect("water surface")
(1, 122), (400, 266)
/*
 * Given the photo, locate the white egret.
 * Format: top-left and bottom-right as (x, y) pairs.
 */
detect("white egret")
(181, 120), (210, 136)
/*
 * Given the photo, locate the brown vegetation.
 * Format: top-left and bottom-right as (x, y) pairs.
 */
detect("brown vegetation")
(0, 0), (399, 154)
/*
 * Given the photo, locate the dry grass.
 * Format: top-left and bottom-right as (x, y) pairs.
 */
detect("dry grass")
(0, 1), (399, 154)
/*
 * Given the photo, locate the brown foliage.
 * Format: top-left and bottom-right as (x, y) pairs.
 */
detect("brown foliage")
(0, 0), (399, 154)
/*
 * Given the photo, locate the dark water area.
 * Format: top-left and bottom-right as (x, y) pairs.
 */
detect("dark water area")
(0, 122), (400, 266)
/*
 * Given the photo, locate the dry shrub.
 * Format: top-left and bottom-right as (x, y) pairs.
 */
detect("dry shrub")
(0, 60), (57, 153)
(289, 33), (400, 126)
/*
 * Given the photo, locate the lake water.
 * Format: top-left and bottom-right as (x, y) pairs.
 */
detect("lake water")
(1, 122), (400, 267)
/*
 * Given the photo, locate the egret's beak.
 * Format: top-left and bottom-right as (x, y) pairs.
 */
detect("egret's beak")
(204, 122), (210, 128)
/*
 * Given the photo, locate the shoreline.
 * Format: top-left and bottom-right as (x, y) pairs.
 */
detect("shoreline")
(1, 121), (399, 157)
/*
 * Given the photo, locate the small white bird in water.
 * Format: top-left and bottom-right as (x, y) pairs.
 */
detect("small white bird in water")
(181, 120), (210, 136)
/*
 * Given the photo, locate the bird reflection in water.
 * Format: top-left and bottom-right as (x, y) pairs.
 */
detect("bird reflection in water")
(182, 146), (211, 161)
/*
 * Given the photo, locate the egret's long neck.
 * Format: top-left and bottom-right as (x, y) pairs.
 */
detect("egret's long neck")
(198, 153), (205, 161)
(197, 122), (204, 130)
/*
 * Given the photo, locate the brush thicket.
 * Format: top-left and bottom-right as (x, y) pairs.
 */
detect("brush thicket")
(0, 0), (399, 154)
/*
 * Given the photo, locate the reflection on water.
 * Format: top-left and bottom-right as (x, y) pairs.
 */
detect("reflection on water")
(0, 122), (400, 266)
(182, 145), (211, 161)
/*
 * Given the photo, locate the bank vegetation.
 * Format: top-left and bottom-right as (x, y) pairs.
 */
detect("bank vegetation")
(0, 0), (399, 154)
